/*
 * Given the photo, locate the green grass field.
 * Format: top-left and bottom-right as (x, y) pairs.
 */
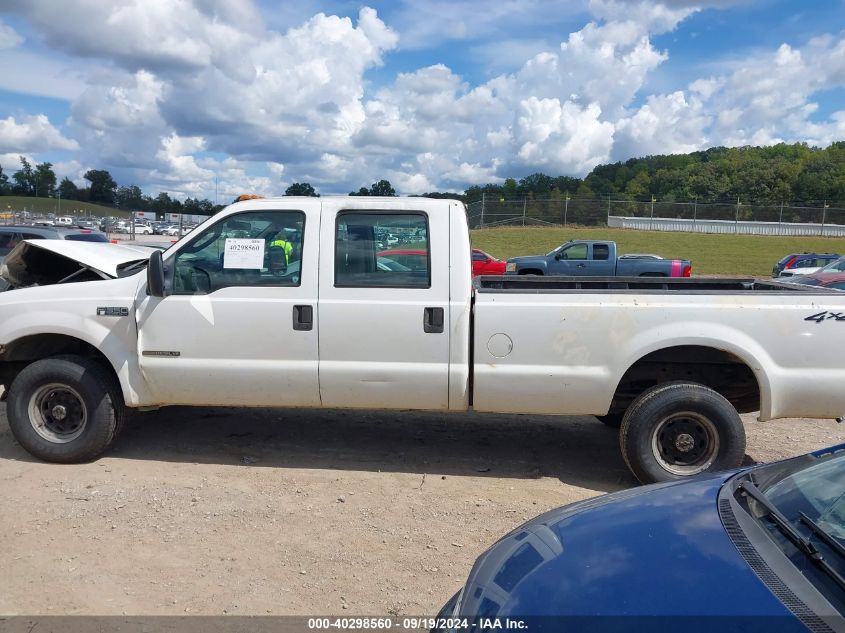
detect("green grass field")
(471, 225), (845, 277)
(0, 196), (128, 217)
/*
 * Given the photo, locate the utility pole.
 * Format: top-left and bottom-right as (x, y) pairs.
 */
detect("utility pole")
(522, 196), (527, 226)
(480, 192), (485, 228)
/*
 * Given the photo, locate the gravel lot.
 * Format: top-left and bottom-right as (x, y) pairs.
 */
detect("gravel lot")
(0, 404), (842, 616)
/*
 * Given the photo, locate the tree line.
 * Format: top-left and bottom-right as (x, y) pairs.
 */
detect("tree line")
(458, 142), (845, 206)
(0, 157), (224, 216)
(285, 143), (845, 207)
(3, 142), (842, 217)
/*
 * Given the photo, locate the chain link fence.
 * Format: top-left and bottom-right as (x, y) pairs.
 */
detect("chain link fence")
(466, 195), (845, 236)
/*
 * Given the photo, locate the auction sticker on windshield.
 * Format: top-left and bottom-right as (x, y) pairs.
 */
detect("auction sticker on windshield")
(224, 238), (264, 269)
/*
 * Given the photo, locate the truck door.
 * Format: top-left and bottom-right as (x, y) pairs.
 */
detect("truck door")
(549, 242), (590, 275)
(317, 199), (451, 410)
(135, 200), (321, 407)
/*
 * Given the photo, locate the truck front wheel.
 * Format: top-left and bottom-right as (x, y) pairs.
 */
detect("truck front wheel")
(619, 382), (745, 484)
(6, 356), (124, 463)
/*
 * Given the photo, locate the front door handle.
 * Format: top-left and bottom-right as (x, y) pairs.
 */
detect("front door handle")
(576, 263), (586, 268)
(293, 305), (313, 331)
(423, 307), (444, 334)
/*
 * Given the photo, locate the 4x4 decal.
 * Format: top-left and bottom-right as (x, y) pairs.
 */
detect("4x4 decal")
(805, 311), (845, 323)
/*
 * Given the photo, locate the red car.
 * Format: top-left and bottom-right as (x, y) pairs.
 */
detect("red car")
(376, 249), (428, 271)
(377, 248), (506, 277)
(471, 248), (506, 277)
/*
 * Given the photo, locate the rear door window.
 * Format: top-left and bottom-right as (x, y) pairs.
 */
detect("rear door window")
(335, 213), (430, 288)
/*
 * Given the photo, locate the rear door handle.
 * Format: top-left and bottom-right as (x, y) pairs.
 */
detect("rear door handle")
(423, 307), (444, 334)
(293, 305), (313, 331)
(576, 263), (586, 268)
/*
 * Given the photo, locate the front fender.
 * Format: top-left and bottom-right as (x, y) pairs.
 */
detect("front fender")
(0, 276), (151, 406)
(509, 258), (549, 274)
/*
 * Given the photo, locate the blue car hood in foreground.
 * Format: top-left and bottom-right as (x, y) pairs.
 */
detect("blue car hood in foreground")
(457, 474), (803, 621)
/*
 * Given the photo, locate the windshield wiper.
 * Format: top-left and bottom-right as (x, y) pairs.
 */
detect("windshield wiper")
(739, 481), (845, 591)
(800, 512), (845, 561)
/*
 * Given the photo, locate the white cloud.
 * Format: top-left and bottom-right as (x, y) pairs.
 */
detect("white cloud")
(614, 91), (709, 158)
(0, 18), (22, 49)
(2, 0), (844, 198)
(688, 38), (845, 148)
(0, 114), (79, 153)
(0, 0), (262, 78)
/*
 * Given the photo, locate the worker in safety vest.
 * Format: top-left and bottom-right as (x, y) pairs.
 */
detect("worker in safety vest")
(270, 231), (294, 265)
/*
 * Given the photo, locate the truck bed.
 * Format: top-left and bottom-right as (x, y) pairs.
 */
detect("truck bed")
(475, 276), (832, 293)
(471, 274), (845, 421)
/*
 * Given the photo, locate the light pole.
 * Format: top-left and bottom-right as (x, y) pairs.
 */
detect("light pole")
(649, 195), (655, 231)
(564, 193), (570, 226)
(735, 197), (741, 233)
(693, 197), (698, 232)
(822, 201), (829, 236)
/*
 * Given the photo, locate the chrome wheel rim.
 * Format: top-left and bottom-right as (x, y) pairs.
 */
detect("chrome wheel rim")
(28, 383), (87, 443)
(651, 411), (719, 476)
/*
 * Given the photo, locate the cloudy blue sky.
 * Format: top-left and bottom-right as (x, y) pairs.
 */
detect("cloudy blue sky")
(0, 0), (843, 200)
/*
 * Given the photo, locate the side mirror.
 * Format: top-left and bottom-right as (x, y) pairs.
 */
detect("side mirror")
(147, 250), (166, 297)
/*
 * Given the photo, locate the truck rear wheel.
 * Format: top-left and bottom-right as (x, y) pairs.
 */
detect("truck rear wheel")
(619, 381), (745, 484)
(6, 356), (124, 463)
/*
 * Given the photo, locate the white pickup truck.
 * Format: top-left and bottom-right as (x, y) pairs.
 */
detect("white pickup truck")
(1, 197), (844, 483)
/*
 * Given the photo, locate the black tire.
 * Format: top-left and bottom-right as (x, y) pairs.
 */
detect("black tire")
(619, 381), (746, 484)
(596, 413), (623, 428)
(6, 356), (124, 463)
